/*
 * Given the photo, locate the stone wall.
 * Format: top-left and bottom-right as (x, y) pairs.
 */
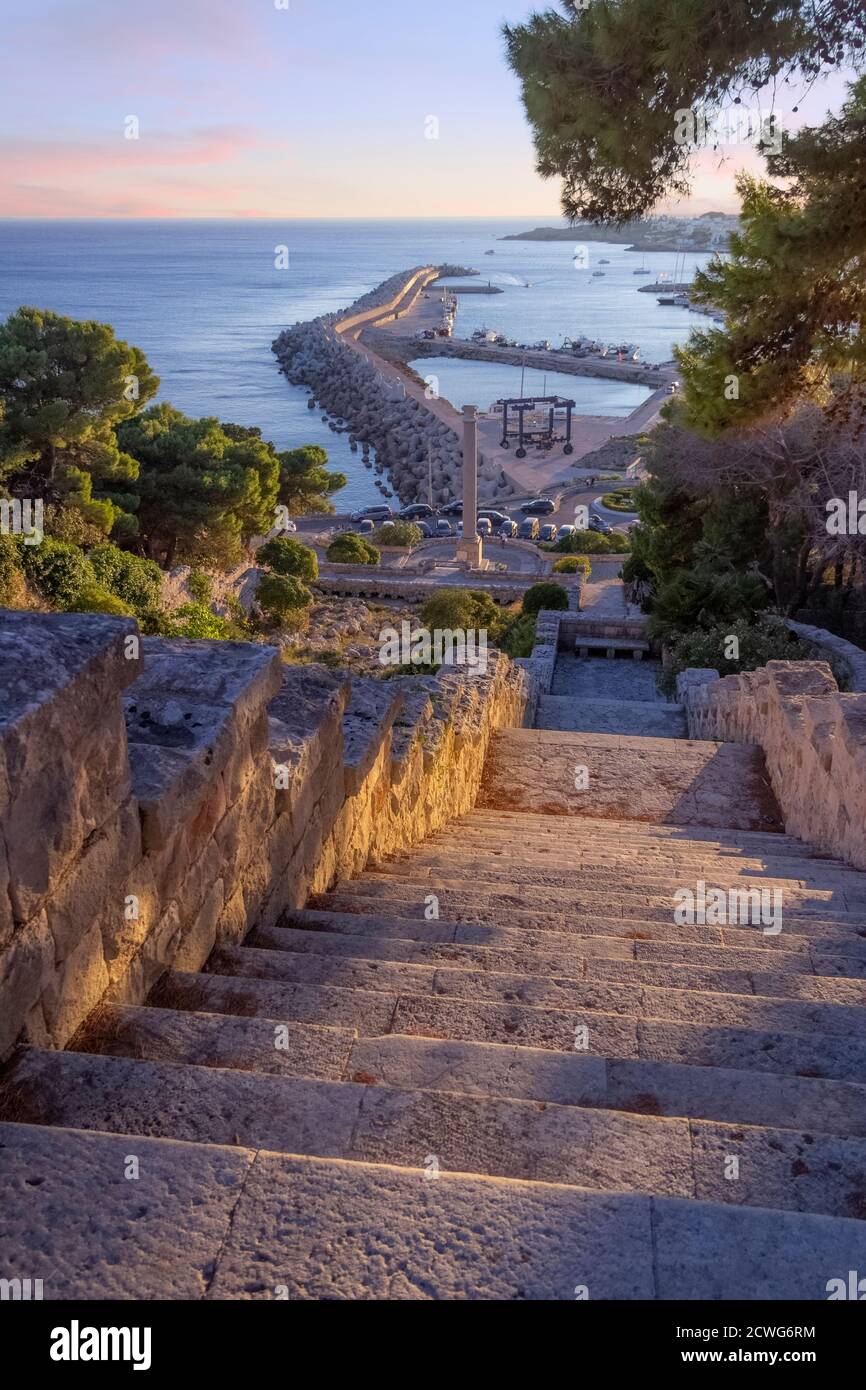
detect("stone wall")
(677, 660), (866, 869)
(764, 616), (866, 692)
(0, 611), (530, 1059)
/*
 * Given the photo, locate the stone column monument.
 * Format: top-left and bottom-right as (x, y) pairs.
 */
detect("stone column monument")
(455, 403), (482, 569)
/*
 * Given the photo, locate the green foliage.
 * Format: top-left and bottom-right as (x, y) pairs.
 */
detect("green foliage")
(553, 555), (591, 576)
(497, 611), (537, 658)
(256, 572), (313, 625)
(419, 587), (500, 633)
(66, 583), (134, 617)
(553, 529), (629, 554)
(0, 307), (158, 531)
(521, 582), (569, 616)
(326, 532), (380, 565)
(19, 538), (94, 608)
(168, 603), (238, 640)
(88, 544), (163, 615)
(277, 445), (346, 515)
(256, 536), (318, 581)
(658, 620), (810, 698)
(0, 533), (22, 604)
(117, 406), (281, 568)
(185, 568), (213, 603)
(601, 489), (635, 512)
(372, 519), (422, 548)
(503, 2), (863, 223)
(649, 570), (770, 644)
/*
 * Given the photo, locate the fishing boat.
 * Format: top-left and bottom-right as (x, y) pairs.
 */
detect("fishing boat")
(599, 258), (610, 265)
(592, 270), (605, 278)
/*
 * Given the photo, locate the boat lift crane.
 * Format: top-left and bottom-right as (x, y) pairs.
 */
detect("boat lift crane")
(496, 395), (576, 459)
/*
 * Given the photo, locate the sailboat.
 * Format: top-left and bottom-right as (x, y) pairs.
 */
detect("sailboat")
(633, 255), (651, 275)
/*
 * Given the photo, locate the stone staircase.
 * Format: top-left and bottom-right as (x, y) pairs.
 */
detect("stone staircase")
(3, 729), (866, 1299)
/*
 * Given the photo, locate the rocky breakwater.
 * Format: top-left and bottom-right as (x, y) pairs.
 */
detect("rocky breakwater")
(272, 267), (513, 507)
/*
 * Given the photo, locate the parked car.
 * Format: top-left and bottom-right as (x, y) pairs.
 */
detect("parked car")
(347, 519), (375, 534)
(351, 504), (392, 522)
(499, 519), (518, 538)
(475, 517), (492, 537)
(399, 503), (436, 520)
(518, 517), (540, 540)
(477, 509), (510, 527)
(558, 524), (576, 539)
(520, 497), (556, 516)
(440, 499), (465, 517)
(435, 518), (453, 536)
(588, 516), (612, 535)
(539, 523), (558, 542)
(416, 521), (433, 537)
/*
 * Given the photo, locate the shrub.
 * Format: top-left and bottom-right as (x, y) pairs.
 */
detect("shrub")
(419, 587), (500, 633)
(553, 555), (591, 576)
(0, 534), (22, 604)
(185, 568), (213, 603)
(88, 544), (163, 613)
(554, 529), (629, 554)
(521, 582), (569, 616)
(257, 572), (313, 625)
(600, 488), (636, 511)
(255, 537), (318, 582)
(169, 603), (237, 640)
(372, 519), (422, 548)
(19, 538), (94, 608)
(658, 620), (811, 698)
(326, 532), (380, 565)
(66, 583), (134, 617)
(648, 569), (770, 643)
(498, 611), (537, 657)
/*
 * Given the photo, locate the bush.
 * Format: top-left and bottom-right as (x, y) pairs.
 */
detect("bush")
(255, 537), (318, 582)
(88, 544), (163, 614)
(257, 572), (313, 625)
(185, 568), (213, 603)
(658, 620), (811, 698)
(419, 587), (500, 633)
(552, 555), (591, 576)
(326, 532), (380, 565)
(648, 569), (770, 644)
(168, 603), (238, 640)
(66, 582), (134, 617)
(601, 488), (636, 511)
(372, 519), (422, 548)
(553, 529), (630, 554)
(521, 582), (569, 617)
(19, 538), (94, 608)
(0, 534), (22, 604)
(498, 611), (537, 657)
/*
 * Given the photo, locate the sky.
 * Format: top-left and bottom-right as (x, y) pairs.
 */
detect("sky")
(0, 0), (856, 220)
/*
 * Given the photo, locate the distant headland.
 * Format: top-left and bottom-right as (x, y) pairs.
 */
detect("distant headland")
(500, 212), (739, 253)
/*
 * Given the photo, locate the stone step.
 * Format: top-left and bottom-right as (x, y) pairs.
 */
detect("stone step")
(329, 873), (866, 926)
(251, 924), (866, 1004)
(70, 1005), (354, 1079)
(149, 971), (866, 1083)
(388, 845), (866, 895)
(6, 1048), (866, 1221)
(477, 729), (783, 831)
(535, 695), (688, 739)
(5, 1122), (865, 1300)
(209, 945), (866, 1038)
(311, 889), (866, 956)
(278, 908), (866, 982)
(463, 810), (810, 856)
(347, 1036), (866, 1140)
(66, 1009), (866, 1142)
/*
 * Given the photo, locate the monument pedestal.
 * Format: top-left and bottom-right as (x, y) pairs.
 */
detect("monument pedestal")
(455, 537), (483, 569)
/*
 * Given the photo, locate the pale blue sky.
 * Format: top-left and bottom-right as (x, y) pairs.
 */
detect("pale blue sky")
(0, 0), (855, 217)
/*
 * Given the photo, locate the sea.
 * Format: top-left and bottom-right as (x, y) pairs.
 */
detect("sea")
(0, 219), (713, 509)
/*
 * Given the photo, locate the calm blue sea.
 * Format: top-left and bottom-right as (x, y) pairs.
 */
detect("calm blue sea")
(0, 220), (711, 508)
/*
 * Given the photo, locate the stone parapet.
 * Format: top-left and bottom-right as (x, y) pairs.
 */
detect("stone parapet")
(0, 610), (531, 1058)
(677, 660), (866, 868)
